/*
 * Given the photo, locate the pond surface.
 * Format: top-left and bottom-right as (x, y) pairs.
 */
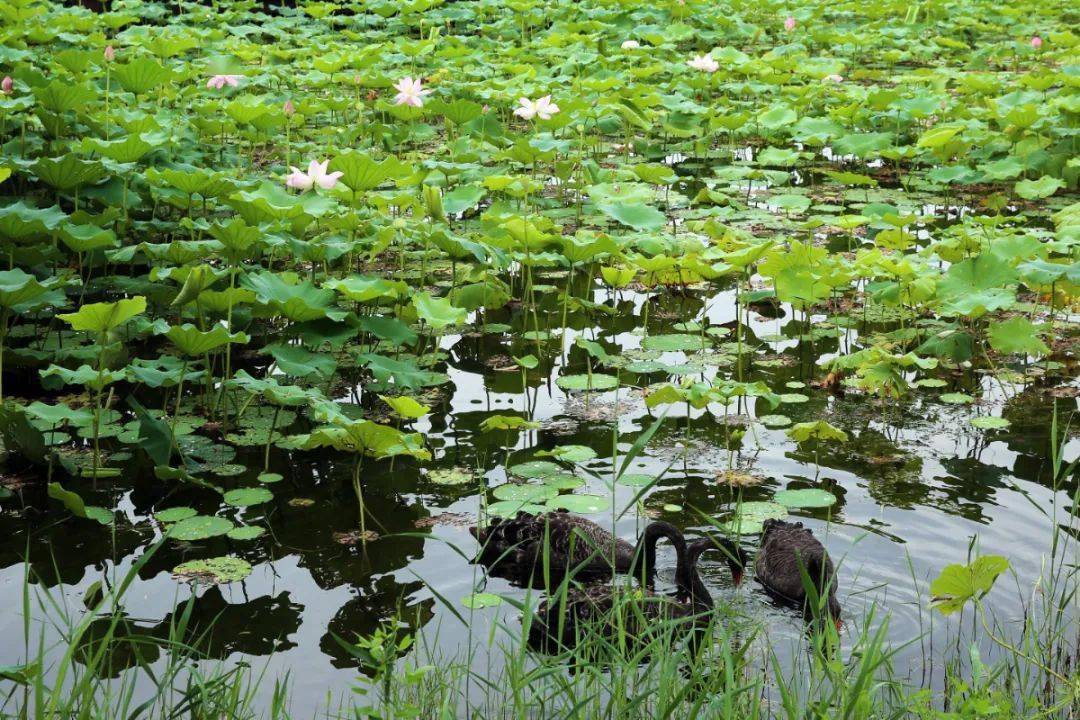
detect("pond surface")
(1, 258), (1076, 708)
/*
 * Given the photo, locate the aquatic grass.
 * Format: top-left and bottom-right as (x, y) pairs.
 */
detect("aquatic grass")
(2, 528), (1077, 719)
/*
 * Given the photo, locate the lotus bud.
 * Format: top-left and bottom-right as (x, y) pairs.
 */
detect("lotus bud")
(1, 76), (11, 95)
(284, 99), (295, 116)
(1030, 36), (1043, 49)
(104, 45), (115, 62)
(784, 16), (796, 30)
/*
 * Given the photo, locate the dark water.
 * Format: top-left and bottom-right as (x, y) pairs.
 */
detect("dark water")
(0, 267), (1077, 708)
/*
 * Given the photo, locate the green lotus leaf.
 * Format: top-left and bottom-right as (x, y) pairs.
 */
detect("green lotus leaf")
(508, 460), (563, 478)
(223, 487), (274, 507)
(546, 494), (610, 514)
(58, 297), (146, 334)
(155, 506), (197, 523)
(492, 483), (557, 502)
(773, 488), (838, 509)
(556, 374), (619, 392)
(164, 324), (249, 357)
(173, 556), (252, 584)
(168, 515), (234, 541)
(47, 483), (113, 525)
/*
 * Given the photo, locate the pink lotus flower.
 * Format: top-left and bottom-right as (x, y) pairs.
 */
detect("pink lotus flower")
(104, 45), (115, 62)
(392, 76), (431, 107)
(621, 40), (641, 49)
(286, 159), (343, 192)
(784, 16), (796, 31)
(1, 76), (11, 95)
(206, 74), (242, 90)
(513, 95), (560, 121)
(687, 54), (719, 73)
(1030, 36), (1043, 49)
(283, 99), (295, 116)
(824, 74), (843, 83)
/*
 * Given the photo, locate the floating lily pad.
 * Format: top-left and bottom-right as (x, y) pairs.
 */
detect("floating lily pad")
(428, 467), (475, 486)
(226, 526), (266, 541)
(556, 374), (619, 392)
(642, 334), (706, 352)
(778, 393), (809, 404)
(720, 501), (787, 535)
(914, 378), (948, 388)
(940, 392), (974, 405)
(970, 416), (1010, 430)
(223, 488), (274, 507)
(774, 488), (838, 509)
(169, 515), (234, 541)
(155, 507), (197, 523)
(543, 445), (597, 462)
(758, 414), (792, 427)
(625, 360), (669, 374)
(492, 483), (557, 503)
(462, 592), (503, 609)
(617, 473), (655, 487)
(543, 473), (585, 490)
(546, 494), (610, 513)
(486, 500), (546, 518)
(257, 472), (283, 484)
(662, 504), (683, 512)
(211, 463), (247, 477)
(173, 556), (252, 584)
(508, 460), (562, 479)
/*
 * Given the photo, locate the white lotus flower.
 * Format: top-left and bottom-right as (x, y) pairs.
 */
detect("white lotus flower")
(513, 95), (560, 121)
(687, 54), (719, 73)
(285, 159), (343, 192)
(392, 76), (431, 107)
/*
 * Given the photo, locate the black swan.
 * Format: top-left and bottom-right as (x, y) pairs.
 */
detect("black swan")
(754, 519), (841, 626)
(526, 534), (746, 653)
(470, 512), (689, 588)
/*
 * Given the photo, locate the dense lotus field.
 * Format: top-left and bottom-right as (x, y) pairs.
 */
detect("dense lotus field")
(0, 0), (1078, 716)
